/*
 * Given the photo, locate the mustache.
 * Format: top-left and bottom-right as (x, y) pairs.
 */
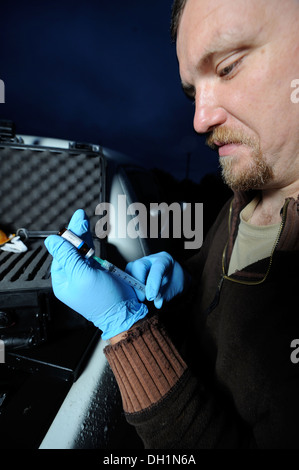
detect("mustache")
(206, 126), (258, 150)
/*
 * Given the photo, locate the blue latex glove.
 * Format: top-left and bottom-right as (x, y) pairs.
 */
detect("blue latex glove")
(44, 209), (148, 340)
(126, 251), (190, 309)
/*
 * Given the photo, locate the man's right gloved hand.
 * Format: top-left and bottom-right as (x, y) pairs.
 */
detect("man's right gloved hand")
(44, 209), (148, 340)
(126, 251), (190, 309)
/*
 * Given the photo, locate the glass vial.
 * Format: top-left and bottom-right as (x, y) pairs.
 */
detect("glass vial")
(58, 228), (95, 259)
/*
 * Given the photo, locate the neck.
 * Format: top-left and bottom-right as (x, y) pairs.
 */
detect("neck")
(249, 186), (299, 226)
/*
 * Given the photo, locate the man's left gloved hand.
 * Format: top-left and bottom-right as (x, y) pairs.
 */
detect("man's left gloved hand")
(44, 209), (148, 340)
(126, 251), (190, 309)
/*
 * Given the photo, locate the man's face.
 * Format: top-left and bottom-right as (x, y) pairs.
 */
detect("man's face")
(176, 0), (299, 192)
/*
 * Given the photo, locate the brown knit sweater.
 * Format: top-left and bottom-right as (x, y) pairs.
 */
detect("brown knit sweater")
(104, 193), (299, 449)
(104, 316), (187, 414)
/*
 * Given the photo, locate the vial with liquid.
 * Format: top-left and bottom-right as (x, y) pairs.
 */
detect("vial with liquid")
(58, 228), (95, 259)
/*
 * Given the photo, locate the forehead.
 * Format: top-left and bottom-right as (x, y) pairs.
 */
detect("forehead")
(176, 0), (274, 66)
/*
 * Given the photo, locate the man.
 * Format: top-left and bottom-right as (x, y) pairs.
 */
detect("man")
(45, 0), (299, 448)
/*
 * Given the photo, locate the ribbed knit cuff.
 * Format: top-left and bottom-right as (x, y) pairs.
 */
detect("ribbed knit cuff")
(104, 316), (187, 414)
(100, 299), (148, 340)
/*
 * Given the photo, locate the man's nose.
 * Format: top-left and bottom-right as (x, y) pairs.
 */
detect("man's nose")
(193, 90), (227, 134)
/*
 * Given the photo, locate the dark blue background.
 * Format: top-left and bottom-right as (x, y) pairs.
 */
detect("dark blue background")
(0, 0), (219, 182)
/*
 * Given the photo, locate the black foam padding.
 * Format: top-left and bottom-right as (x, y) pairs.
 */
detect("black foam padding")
(0, 241), (52, 291)
(0, 144), (105, 233)
(0, 143), (104, 291)
(0, 237), (102, 292)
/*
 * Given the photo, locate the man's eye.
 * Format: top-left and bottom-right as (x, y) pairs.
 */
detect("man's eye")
(218, 58), (242, 78)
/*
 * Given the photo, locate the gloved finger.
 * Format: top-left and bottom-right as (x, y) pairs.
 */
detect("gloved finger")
(45, 234), (62, 257)
(132, 286), (146, 303)
(45, 235), (65, 283)
(154, 293), (164, 309)
(67, 209), (94, 249)
(125, 259), (151, 284)
(125, 260), (150, 302)
(145, 256), (173, 301)
(45, 234), (88, 278)
(50, 256), (63, 275)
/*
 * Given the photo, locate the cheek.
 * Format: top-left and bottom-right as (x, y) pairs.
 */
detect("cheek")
(232, 70), (293, 142)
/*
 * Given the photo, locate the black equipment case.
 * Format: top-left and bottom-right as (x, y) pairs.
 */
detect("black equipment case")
(0, 120), (167, 449)
(0, 120), (104, 380)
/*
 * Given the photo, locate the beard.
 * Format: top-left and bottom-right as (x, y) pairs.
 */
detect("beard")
(206, 126), (274, 191)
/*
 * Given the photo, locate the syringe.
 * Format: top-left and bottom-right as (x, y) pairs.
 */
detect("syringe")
(93, 255), (146, 294)
(58, 228), (146, 294)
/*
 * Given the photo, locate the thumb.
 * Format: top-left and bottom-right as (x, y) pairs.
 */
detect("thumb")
(146, 256), (173, 300)
(67, 209), (94, 249)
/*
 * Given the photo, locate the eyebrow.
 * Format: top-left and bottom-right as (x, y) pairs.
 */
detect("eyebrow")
(180, 40), (229, 98)
(181, 47), (217, 99)
(180, 29), (253, 98)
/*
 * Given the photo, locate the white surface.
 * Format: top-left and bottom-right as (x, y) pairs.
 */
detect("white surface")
(39, 338), (108, 449)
